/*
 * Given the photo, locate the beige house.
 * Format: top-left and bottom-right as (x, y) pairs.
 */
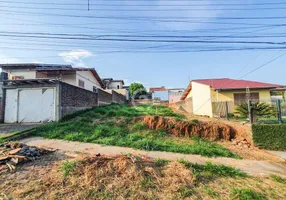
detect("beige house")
(181, 78), (285, 118)
(102, 78), (129, 100)
(1, 63), (105, 91)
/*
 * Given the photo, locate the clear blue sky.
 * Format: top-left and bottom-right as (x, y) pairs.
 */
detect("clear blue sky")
(1, 0), (286, 89)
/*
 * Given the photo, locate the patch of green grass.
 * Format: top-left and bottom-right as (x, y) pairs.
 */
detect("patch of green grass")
(155, 158), (170, 167)
(203, 187), (220, 198)
(231, 188), (267, 200)
(190, 119), (200, 124)
(270, 174), (286, 184)
(177, 159), (246, 178)
(31, 104), (239, 158)
(177, 186), (194, 198)
(58, 160), (77, 178)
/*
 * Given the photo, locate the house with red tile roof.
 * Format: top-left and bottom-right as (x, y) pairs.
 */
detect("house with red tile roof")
(181, 78), (285, 118)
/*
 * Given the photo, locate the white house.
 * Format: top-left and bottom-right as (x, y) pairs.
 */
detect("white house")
(1, 63), (105, 91)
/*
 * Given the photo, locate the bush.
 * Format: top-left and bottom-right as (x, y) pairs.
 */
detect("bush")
(252, 124), (286, 150)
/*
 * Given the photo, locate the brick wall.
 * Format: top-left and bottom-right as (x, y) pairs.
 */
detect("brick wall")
(97, 89), (112, 106)
(60, 82), (98, 117)
(112, 90), (126, 104)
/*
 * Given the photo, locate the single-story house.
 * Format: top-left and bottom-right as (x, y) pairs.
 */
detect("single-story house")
(168, 88), (185, 103)
(181, 78), (286, 118)
(150, 87), (168, 102)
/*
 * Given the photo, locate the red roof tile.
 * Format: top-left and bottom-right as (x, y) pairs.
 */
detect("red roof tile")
(193, 78), (282, 90)
(149, 87), (167, 93)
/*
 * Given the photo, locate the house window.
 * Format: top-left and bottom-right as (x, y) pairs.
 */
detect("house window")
(78, 79), (85, 88)
(117, 85), (120, 89)
(234, 93), (259, 105)
(93, 86), (97, 93)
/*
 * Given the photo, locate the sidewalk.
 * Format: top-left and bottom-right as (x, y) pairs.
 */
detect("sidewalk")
(20, 137), (286, 178)
(268, 151), (286, 160)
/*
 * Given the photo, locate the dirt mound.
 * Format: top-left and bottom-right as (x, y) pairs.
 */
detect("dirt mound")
(44, 155), (194, 199)
(141, 116), (236, 141)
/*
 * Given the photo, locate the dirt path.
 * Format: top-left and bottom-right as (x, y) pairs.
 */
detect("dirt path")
(20, 137), (286, 178)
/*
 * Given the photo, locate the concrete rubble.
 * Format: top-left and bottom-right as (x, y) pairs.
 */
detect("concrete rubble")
(0, 142), (53, 172)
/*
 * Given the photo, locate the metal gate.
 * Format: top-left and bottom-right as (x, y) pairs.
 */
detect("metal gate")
(4, 88), (56, 123)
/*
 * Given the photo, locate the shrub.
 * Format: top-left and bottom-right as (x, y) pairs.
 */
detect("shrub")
(235, 102), (277, 120)
(252, 124), (286, 150)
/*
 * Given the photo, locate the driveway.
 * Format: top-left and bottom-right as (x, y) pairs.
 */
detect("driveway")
(20, 137), (286, 178)
(0, 124), (41, 137)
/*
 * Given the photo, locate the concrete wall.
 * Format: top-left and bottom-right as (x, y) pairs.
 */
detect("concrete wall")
(169, 98), (193, 114)
(59, 82), (98, 117)
(97, 89), (113, 106)
(112, 90), (126, 104)
(4, 69), (36, 79)
(192, 81), (213, 117)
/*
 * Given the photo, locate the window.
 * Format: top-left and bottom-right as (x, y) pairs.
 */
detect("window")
(78, 79), (85, 88)
(93, 86), (97, 93)
(234, 93), (259, 105)
(117, 85), (120, 89)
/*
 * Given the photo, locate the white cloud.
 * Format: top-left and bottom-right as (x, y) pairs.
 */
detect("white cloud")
(0, 54), (22, 63)
(58, 49), (94, 68)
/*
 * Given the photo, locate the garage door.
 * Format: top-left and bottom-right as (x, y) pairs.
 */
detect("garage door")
(4, 89), (18, 123)
(4, 88), (56, 123)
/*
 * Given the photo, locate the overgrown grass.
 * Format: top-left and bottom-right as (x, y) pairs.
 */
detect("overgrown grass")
(31, 104), (239, 158)
(177, 159), (246, 178)
(270, 174), (286, 184)
(231, 188), (267, 200)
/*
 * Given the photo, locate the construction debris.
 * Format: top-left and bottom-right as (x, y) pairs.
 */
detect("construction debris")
(231, 138), (251, 148)
(0, 142), (52, 172)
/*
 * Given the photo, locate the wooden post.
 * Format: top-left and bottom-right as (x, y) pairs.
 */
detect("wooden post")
(225, 101), (229, 120)
(248, 100), (253, 124)
(277, 99), (282, 124)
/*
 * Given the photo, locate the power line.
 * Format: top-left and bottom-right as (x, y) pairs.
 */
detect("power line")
(1, 0), (286, 6)
(3, 5), (286, 11)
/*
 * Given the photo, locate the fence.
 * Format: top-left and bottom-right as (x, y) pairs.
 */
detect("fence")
(97, 89), (113, 106)
(212, 99), (286, 124)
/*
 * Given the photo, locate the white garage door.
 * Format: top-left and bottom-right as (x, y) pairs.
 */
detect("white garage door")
(4, 89), (18, 123)
(4, 88), (56, 123)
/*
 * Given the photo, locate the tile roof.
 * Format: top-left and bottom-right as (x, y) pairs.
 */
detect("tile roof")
(193, 78), (282, 90)
(149, 87), (167, 93)
(181, 78), (283, 100)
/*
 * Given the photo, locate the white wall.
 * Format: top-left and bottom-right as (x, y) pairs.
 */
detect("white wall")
(192, 81), (213, 117)
(76, 71), (102, 91)
(108, 81), (123, 89)
(4, 69), (36, 79)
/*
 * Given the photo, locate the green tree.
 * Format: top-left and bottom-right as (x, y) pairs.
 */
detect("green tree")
(129, 83), (146, 95)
